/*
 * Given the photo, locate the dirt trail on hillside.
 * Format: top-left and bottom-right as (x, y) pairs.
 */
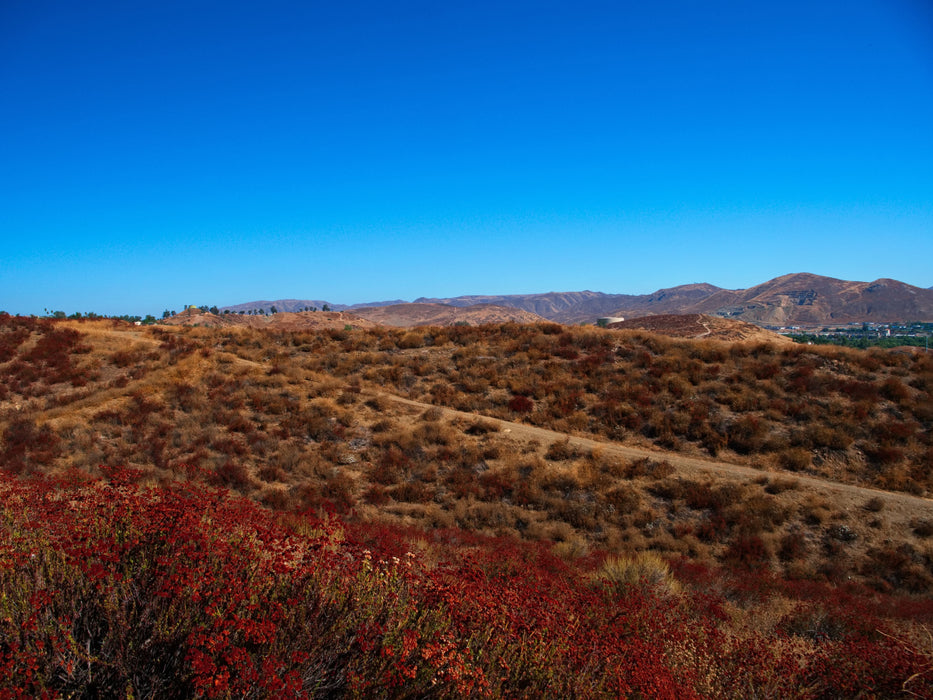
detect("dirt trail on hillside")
(373, 391), (933, 521)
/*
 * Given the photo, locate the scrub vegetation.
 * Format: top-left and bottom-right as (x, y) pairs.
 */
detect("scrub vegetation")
(1, 313), (932, 696)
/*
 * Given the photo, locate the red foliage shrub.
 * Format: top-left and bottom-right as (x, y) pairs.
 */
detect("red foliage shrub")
(682, 480), (735, 512)
(0, 418), (60, 473)
(212, 460), (252, 489)
(154, 329), (198, 361)
(389, 480), (430, 504)
(727, 416), (767, 455)
(0, 326), (30, 363)
(880, 377), (911, 403)
(723, 535), (771, 569)
(839, 379), (880, 402)
(370, 446), (408, 485)
(778, 532), (809, 562)
(0, 323), (90, 391)
(364, 483), (391, 505)
(862, 444), (905, 466)
(696, 514), (729, 543)
(478, 469), (515, 499)
(507, 394), (534, 413)
(0, 470), (931, 698)
(778, 448), (811, 471)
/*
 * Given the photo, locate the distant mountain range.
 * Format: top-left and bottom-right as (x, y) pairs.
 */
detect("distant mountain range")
(221, 273), (933, 327)
(220, 298), (407, 314)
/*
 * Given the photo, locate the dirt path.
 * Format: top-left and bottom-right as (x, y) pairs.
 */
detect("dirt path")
(373, 390), (933, 520)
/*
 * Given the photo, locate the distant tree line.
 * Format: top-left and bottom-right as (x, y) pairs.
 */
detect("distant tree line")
(7, 302), (337, 323)
(789, 333), (931, 349)
(35, 309), (158, 324)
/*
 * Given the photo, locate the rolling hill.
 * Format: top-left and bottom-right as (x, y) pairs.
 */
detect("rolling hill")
(606, 313), (794, 343)
(351, 302), (547, 327)
(648, 273), (933, 326)
(171, 304), (545, 329)
(428, 275), (933, 326)
(3, 312), (933, 695)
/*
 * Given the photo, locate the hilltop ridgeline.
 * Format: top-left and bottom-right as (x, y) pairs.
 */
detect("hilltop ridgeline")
(222, 272), (933, 327)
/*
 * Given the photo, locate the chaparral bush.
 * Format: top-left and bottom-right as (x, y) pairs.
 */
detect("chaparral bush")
(1, 468), (931, 698)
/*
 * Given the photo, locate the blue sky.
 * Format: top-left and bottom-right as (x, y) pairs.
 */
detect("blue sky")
(2, 0), (931, 316)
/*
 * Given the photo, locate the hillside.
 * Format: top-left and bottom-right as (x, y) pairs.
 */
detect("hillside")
(162, 309), (379, 330)
(414, 290), (637, 319)
(661, 273), (933, 326)
(607, 313), (794, 344)
(228, 274), (933, 328)
(1, 315), (930, 585)
(351, 302), (547, 327)
(169, 304), (546, 330)
(585, 274), (933, 325)
(3, 315), (932, 695)
(412, 287), (729, 323)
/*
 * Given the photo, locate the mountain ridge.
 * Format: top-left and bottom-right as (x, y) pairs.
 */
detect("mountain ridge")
(221, 273), (933, 327)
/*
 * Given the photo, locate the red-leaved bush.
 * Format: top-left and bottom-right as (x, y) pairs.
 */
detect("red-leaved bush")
(1, 467), (931, 698)
(507, 394), (534, 413)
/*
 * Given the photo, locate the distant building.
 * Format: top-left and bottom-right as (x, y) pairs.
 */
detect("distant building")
(597, 317), (625, 328)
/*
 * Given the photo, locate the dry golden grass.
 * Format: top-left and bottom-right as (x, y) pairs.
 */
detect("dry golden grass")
(596, 550), (682, 597)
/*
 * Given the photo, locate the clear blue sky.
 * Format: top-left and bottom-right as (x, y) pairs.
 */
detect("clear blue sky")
(2, 0), (931, 316)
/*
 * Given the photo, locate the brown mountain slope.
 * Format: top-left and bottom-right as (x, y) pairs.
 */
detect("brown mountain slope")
(608, 273), (933, 326)
(352, 303), (547, 327)
(414, 274), (933, 325)
(415, 290), (637, 319)
(607, 314), (793, 344)
(415, 287), (725, 323)
(219, 274), (931, 327)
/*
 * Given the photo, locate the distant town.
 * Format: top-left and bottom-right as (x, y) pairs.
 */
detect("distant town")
(778, 321), (933, 349)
